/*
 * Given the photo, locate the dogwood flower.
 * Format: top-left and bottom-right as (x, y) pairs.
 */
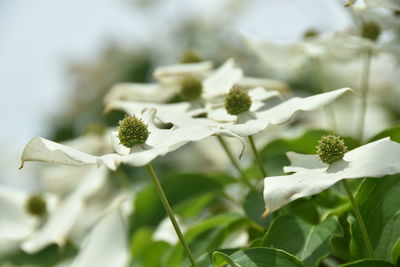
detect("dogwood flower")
(20, 108), (243, 171)
(104, 61), (213, 104)
(263, 137), (400, 215)
(109, 87), (352, 138)
(104, 58), (289, 108)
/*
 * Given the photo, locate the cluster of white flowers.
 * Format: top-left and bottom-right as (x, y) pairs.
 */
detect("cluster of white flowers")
(9, 3), (400, 264)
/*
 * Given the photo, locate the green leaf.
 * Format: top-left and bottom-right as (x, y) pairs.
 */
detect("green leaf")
(368, 125), (400, 143)
(2, 243), (77, 267)
(339, 259), (395, 267)
(228, 248), (304, 267)
(262, 215), (342, 267)
(243, 190), (273, 228)
(351, 174), (400, 261)
(213, 251), (240, 267)
(163, 213), (248, 267)
(391, 239), (400, 264)
(130, 173), (232, 231)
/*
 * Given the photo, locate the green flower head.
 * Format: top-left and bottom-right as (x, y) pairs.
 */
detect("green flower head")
(361, 22), (380, 41)
(117, 116), (150, 148)
(316, 135), (348, 164)
(225, 86), (252, 115)
(26, 194), (47, 217)
(180, 76), (203, 101)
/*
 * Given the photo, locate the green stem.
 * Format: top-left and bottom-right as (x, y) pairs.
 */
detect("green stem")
(145, 164), (198, 267)
(248, 135), (267, 178)
(216, 136), (256, 190)
(357, 48), (372, 142)
(312, 57), (337, 131)
(341, 180), (374, 258)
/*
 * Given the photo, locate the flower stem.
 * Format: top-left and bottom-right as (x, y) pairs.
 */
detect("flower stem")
(341, 179), (374, 258)
(248, 135), (267, 178)
(216, 136), (256, 191)
(357, 48), (372, 142)
(145, 163), (198, 267)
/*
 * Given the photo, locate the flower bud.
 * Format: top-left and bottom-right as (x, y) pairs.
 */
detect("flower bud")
(303, 28), (319, 39)
(316, 135), (348, 164)
(225, 86), (252, 115)
(180, 50), (203, 64)
(117, 116), (149, 148)
(180, 76), (203, 101)
(26, 194), (47, 217)
(361, 22), (380, 41)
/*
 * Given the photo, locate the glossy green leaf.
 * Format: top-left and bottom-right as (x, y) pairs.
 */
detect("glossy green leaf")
(339, 259), (395, 267)
(368, 125), (400, 143)
(351, 174), (400, 261)
(226, 248), (305, 267)
(243, 190), (273, 228)
(130, 173), (233, 231)
(262, 215), (342, 267)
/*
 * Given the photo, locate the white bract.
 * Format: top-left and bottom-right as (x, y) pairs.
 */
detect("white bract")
(70, 197), (130, 267)
(141, 88), (353, 137)
(104, 58), (288, 109)
(263, 138), (400, 215)
(20, 109), (243, 171)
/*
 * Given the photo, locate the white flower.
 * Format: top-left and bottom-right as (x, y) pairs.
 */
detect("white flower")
(20, 166), (109, 254)
(20, 108), (243, 171)
(127, 88), (353, 138)
(263, 137), (400, 215)
(104, 58), (288, 108)
(0, 185), (39, 257)
(70, 197), (131, 267)
(104, 61), (213, 104)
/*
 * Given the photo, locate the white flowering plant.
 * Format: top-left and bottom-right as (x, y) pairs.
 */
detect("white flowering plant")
(3, 2), (400, 267)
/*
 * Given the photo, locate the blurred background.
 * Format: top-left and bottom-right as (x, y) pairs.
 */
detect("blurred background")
(1, 0), (397, 188)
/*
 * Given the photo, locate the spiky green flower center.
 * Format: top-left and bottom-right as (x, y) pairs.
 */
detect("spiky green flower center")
(316, 135), (348, 164)
(117, 116), (149, 148)
(180, 50), (203, 64)
(180, 76), (203, 101)
(84, 123), (106, 136)
(361, 22), (380, 41)
(225, 86), (252, 115)
(26, 195), (47, 217)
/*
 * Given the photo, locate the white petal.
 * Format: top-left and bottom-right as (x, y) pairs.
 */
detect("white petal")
(70, 206), (129, 267)
(153, 61), (213, 84)
(263, 138), (400, 214)
(20, 138), (97, 168)
(104, 100), (190, 118)
(237, 77), (290, 93)
(283, 152), (328, 173)
(203, 59), (243, 98)
(225, 88), (353, 136)
(111, 131), (131, 156)
(104, 83), (176, 104)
